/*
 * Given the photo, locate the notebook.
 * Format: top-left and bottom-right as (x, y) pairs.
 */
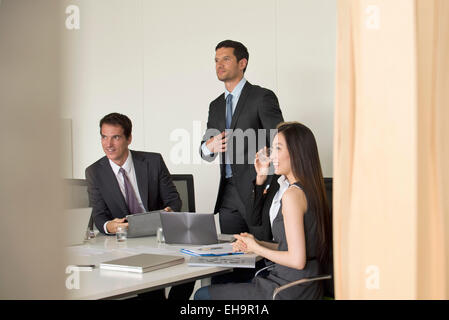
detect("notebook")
(100, 253), (184, 273)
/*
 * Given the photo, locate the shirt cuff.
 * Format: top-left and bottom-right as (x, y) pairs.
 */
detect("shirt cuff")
(104, 221), (113, 235)
(201, 141), (213, 157)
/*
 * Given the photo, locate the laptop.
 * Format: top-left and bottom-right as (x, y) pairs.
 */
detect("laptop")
(126, 210), (162, 238)
(64, 208), (92, 246)
(160, 212), (232, 245)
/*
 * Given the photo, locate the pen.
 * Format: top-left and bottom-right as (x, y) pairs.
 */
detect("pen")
(72, 264), (95, 271)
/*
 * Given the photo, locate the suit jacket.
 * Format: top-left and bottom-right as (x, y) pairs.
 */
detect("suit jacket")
(85, 150), (181, 233)
(200, 81), (284, 226)
(245, 175), (280, 241)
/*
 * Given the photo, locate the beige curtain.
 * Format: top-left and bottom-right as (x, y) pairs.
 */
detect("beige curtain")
(0, 0), (66, 298)
(334, 0), (449, 299)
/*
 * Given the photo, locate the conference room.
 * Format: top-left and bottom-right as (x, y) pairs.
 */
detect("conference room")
(1, 0), (448, 306)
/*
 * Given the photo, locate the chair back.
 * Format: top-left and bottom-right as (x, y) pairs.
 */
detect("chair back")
(171, 174), (196, 212)
(64, 178), (89, 208)
(64, 178), (94, 231)
(323, 177), (334, 298)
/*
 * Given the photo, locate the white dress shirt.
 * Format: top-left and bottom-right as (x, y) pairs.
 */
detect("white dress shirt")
(104, 151), (146, 234)
(201, 77), (247, 156)
(268, 175), (291, 231)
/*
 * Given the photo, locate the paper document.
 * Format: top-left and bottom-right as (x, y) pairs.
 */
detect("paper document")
(188, 255), (256, 268)
(181, 243), (242, 256)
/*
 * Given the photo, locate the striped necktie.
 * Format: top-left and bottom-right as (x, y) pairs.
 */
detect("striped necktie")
(119, 167), (143, 214)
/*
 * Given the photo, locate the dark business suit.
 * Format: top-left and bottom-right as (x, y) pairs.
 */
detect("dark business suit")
(245, 175), (281, 241)
(200, 81), (284, 236)
(85, 150), (181, 232)
(85, 150), (193, 300)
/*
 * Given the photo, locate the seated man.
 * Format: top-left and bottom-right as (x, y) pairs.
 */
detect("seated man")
(85, 112), (194, 300)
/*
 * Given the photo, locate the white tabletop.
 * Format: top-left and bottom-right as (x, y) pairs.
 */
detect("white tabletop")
(64, 234), (233, 300)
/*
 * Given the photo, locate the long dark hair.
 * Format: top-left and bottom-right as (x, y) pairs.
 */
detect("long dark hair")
(276, 121), (331, 267)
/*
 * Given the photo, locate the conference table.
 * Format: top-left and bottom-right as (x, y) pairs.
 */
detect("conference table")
(65, 234), (236, 300)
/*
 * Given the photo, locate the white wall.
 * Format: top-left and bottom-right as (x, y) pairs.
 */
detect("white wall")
(61, 0), (336, 213)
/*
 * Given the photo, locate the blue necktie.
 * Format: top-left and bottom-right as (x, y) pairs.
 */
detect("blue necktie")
(226, 94), (233, 129)
(225, 94), (233, 178)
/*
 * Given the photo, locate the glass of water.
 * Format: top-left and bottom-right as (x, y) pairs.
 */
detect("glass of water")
(257, 146), (272, 164)
(256, 147), (272, 176)
(157, 227), (165, 243)
(116, 225), (127, 242)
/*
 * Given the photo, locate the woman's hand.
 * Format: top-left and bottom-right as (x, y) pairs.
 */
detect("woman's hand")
(232, 233), (259, 254)
(232, 238), (247, 253)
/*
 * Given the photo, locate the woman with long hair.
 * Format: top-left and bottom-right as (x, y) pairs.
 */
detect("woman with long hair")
(194, 121), (332, 300)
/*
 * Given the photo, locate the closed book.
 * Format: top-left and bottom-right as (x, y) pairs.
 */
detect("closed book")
(100, 253), (184, 273)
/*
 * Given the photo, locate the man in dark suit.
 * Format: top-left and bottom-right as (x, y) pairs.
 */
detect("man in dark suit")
(200, 40), (284, 240)
(86, 112), (193, 300)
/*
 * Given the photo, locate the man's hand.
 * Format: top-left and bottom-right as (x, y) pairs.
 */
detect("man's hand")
(205, 131), (228, 154)
(163, 207), (173, 212)
(106, 218), (129, 234)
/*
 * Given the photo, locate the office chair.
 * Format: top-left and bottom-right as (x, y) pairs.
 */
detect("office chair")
(63, 178), (90, 208)
(171, 174), (196, 212)
(254, 177), (334, 300)
(63, 178), (95, 238)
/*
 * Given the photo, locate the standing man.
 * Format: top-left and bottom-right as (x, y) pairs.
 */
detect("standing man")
(86, 112), (193, 300)
(200, 40), (284, 238)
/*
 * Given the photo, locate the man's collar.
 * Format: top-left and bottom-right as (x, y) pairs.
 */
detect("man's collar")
(108, 150), (133, 175)
(225, 77), (247, 98)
